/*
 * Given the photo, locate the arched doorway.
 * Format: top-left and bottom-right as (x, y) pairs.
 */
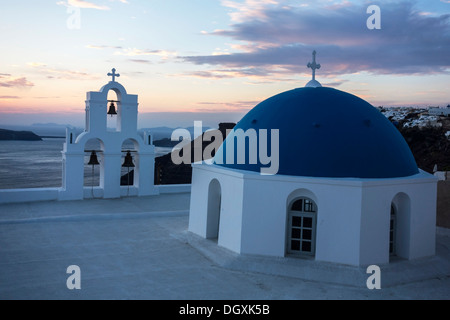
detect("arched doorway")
(391, 193), (411, 260)
(206, 179), (222, 240)
(287, 197), (317, 256)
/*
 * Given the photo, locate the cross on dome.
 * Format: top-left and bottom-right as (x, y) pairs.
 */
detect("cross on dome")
(305, 50), (322, 88)
(107, 68), (120, 82)
(307, 50), (321, 81)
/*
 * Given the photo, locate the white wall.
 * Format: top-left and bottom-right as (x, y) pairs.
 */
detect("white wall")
(189, 165), (368, 264)
(358, 173), (437, 265)
(0, 188), (60, 204)
(189, 164), (245, 253)
(240, 177), (288, 257)
(0, 185), (190, 205)
(240, 176), (363, 265)
(408, 180), (437, 259)
(314, 184), (362, 266)
(189, 166), (213, 238)
(189, 164), (438, 267)
(359, 186), (392, 266)
(217, 172), (245, 253)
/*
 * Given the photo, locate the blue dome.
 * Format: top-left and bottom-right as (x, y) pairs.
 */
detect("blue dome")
(214, 87), (419, 179)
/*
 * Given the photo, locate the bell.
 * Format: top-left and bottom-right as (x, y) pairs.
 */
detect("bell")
(107, 101), (118, 116)
(88, 151), (100, 166)
(122, 151), (135, 168)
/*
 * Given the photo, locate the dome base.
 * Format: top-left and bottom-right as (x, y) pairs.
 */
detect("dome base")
(305, 79), (322, 88)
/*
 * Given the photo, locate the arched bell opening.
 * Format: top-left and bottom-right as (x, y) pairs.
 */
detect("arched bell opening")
(120, 139), (139, 195)
(84, 138), (105, 197)
(107, 89), (120, 132)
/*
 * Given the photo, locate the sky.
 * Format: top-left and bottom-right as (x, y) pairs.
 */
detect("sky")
(0, 0), (449, 128)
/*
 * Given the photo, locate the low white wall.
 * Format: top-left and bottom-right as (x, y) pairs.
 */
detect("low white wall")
(157, 184), (191, 194)
(0, 188), (60, 204)
(0, 184), (191, 204)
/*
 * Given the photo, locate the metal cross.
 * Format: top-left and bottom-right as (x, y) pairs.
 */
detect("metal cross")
(307, 51), (321, 81)
(107, 68), (120, 82)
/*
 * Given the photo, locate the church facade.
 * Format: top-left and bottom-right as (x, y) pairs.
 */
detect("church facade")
(189, 53), (438, 267)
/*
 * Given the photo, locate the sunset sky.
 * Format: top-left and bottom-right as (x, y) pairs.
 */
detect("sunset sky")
(0, 0), (449, 128)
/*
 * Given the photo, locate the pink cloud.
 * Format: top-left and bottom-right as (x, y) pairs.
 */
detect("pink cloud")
(0, 77), (34, 88)
(0, 96), (21, 99)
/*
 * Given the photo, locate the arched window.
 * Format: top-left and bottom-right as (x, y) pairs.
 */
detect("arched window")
(287, 197), (317, 256)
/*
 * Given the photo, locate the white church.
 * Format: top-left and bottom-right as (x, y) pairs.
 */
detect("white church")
(188, 52), (438, 267)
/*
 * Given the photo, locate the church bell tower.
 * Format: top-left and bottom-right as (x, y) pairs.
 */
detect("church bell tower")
(59, 69), (158, 200)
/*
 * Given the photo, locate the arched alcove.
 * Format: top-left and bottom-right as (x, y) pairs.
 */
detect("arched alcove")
(391, 192), (411, 260)
(206, 179), (222, 240)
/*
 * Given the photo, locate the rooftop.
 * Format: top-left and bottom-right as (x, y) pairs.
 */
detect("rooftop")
(0, 193), (449, 300)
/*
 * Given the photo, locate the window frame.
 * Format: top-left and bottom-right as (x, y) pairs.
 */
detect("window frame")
(287, 197), (317, 257)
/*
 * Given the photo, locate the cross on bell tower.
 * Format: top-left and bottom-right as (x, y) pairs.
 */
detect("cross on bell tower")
(108, 68), (120, 82)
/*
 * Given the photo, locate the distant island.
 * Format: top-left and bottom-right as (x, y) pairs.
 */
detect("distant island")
(153, 138), (180, 148)
(0, 128), (42, 141)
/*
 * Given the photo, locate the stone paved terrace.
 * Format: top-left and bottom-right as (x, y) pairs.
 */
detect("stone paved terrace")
(0, 193), (449, 300)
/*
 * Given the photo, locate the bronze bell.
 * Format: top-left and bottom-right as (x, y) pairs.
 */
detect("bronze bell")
(107, 101), (118, 116)
(122, 151), (135, 168)
(88, 151), (100, 166)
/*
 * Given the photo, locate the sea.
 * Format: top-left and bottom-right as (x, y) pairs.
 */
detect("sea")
(0, 138), (173, 190)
